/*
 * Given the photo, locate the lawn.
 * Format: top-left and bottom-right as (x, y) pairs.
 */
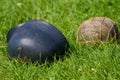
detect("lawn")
(0, 0), (120, 80)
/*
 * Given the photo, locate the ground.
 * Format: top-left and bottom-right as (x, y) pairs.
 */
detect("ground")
(0, 0), (120, 80)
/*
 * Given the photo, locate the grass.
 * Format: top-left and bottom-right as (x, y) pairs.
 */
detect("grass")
(0, 0), (120, 80)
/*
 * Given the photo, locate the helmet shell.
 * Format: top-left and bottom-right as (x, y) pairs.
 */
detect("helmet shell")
(7, 20), (69, 63)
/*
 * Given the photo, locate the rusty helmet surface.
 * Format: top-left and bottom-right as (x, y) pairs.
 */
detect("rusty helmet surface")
(76, 17), (119, 43)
